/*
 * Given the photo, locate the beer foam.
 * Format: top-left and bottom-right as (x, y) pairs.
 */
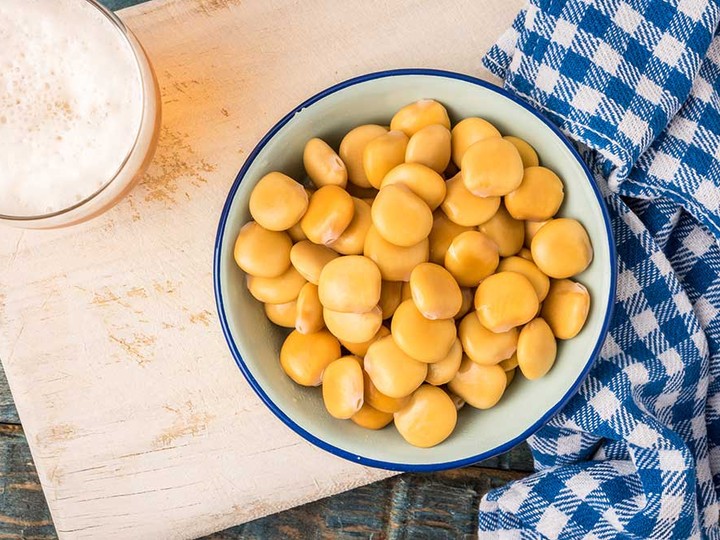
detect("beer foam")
(0, 0), (144, 216)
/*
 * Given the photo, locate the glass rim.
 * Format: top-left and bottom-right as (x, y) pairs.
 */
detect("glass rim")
(0, 0), (150, 222)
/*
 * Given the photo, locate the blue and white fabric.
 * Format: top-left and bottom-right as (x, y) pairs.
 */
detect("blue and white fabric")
(478, 1), (720, 538)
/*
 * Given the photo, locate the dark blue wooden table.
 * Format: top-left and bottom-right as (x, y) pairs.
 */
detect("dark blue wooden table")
(0, 1), (532, 537)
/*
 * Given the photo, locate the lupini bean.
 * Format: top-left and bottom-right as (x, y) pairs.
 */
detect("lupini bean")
(455, 287), (474, 320)
(531, 218), (593, 278)
(363, 368), (410, 413)
(295, 283), (324, 334)
(445, 231), (499, 287)
(280, 329), (341, 386)
(340, 325), (391, 357)
(300, 185), (355, 245)
(381, 163), (447, 210)
(541, 279), (591, 339)
(409, 262), (462, 320)
(264, 300), (297, 328)
(503, 136), (539, 168)
(364, 225), (429, 281)
(524, 219), (550, 248)
(290, 240), (339, 285)
(363, 130), (409, 189)
(425, 339), (462, 386)
(517, 318), (557, 380)
(391, 300), (457, 363)
(234, 221), (292, 278)
(478, 204), (524, 257)
(322, 356), (364, 419)
(329, 198), (372, 255)
(323, 306), (383, 343)
(364, 335), (428, 398)
(318, 255), (381, 313)
(497, 256), (550, 302)
(505, 166), (564, 221)
(372, 184), (433, 247)
(303, 138), (347, 189)
(448, 356), (506, 409)
(351, 403), (394, 430)
(428, 211), (473, 265)
(406, 124), (452, 173)
(246, 266), (306, 304)
(451, 117), (501, 166)
(441, 173), (500, 227)
(378, 281), (403, 320)
(474, 271), (538, 333)
(393, 384), (457, 448)
(390, 99), (451, 137)
(458, 312), (517, 365)
(340, 124), (388, 188)
(249, 172), (309, 231)
(461, 137), (524, 197)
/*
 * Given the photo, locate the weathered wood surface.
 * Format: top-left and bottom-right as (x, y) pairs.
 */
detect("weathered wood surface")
(0, 0), (526, 538)
(0, 360), (533, 539)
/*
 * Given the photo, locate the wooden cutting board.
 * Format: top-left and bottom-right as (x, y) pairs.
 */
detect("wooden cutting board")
(0, 0), (522, 538)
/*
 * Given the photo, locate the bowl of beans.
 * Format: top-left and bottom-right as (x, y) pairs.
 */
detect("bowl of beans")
(214, 68), (616, 470)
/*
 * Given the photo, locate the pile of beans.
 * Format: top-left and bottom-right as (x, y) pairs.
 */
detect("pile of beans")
(234, 99), (593, 448)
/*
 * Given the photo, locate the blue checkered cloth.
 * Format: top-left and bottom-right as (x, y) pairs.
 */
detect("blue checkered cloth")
(478, 1), (720, 538)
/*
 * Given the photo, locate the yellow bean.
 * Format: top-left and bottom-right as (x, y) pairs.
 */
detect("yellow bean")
(363, 130), (409, 189)
(340, 325), (391, 357)
(458, 312), (518, 365)
(503, 136), (539, 168)
(322, 356), (364, 419)
(478, 204), (524, 257)
(499, 353), (519, 371)
(234, 221), (292, 278)
(328, 198), (372, 255)
(505, 166), (564, 221)
(288, 222), (307, 242)
(410, 262), (462, 320)
(393, 384), (457, 448)
(405, 124), (452, 173)
(323, 306), (383, 343)
(372, 184), (433, 247)
(531, 218), (593, 278)
(390, 99), (451, 137)
(295, 283), (324, 334)
(264, 300), (297, 328)
(346, 183), (380, 200)
(340, 124), (388, 188)
(441, 173), (500, 227)
(280, 329), (341, 386)
(300, 185), (355, 245)
(455, 287), (474, 320)
(497, 256), (550, 301)
(378, 281), (403, 319)
(451, 117), (501, 166)
(246, 266), (306, 304)
(506, 368), (516, 386)
(364, 225), (429, 281)
(517, 247), (533, 261)
(474, 271), (538, 332)
(391, 300), (457, 363)
(444, 231), (499, 287)
(428, 211), (473, 265)
(364, 335), (428, 398)
(401, 281), (413, 302)
(248, 172), (309, 231)
(524, 219), (551, 248)
(461, 138), (524, 197)
(447, 356), (507, 409)
(290, 240), (339, 285)
(517, 318), (557, 380)
(362, 368), (410, 413)
(381, 163), (447, 210)
(351, 403), (394, 430)
(446, 390), (466, 411)
(425, 339), (462, 385)
(318, 255), (381, 313)
(541, 279), (591, 339)
(303, 138), (348, 189)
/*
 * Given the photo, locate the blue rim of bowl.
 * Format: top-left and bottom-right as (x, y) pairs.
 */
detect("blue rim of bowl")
(213, 68), (617, 472)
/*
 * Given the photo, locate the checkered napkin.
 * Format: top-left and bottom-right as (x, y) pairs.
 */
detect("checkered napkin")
(478, 1), (720, 538)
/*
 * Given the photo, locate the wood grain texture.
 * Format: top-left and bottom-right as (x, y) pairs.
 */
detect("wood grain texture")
(0, 1), (524, 538)
(0, 363), (19, 424)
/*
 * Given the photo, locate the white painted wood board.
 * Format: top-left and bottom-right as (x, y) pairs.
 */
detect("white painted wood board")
(0, 0), (523, 537)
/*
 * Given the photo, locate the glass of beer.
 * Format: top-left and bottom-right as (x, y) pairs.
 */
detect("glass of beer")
(0, 0), (161, 229)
